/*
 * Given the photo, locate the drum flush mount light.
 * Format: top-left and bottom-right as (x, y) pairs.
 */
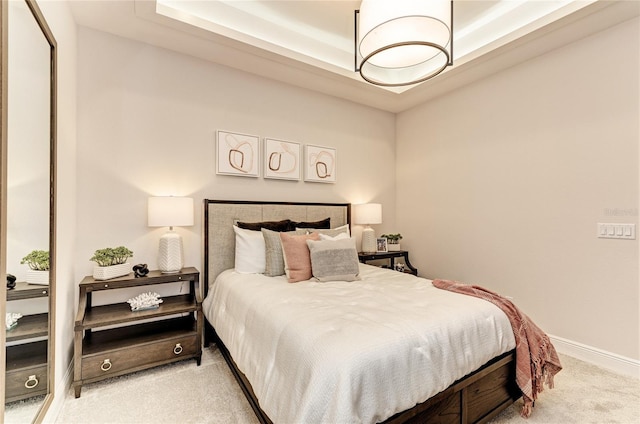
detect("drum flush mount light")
(355, 0), (454, 87)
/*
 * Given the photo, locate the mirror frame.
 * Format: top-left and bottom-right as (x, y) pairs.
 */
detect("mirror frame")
(0, 0), (57, 421)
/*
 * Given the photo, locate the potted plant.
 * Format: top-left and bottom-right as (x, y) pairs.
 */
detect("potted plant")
(21, 250), (50, 285)
(381, 234), (403, 251)
(90, 246), (134, 280)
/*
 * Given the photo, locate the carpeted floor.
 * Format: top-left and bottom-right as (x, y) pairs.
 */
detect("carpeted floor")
(491, 354), (639, 424)
(39, 347), (638, 424)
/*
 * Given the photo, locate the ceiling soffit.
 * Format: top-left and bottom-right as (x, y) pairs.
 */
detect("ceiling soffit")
(70, 1), (640, 112)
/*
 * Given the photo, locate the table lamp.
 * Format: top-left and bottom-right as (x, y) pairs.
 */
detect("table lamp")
(148, 196), (194, 273)
(353, 203), (382, 254)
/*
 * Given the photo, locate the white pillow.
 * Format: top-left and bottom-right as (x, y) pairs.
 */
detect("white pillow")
(319, 232), (349, 241)
(332, 224), (351, 237)
(296, 224), (351, 237)
(233, 225), (265, 274)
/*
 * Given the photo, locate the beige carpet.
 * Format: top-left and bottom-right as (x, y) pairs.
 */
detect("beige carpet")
(48, 347), (638, 424)
(491, 354), (639, 424)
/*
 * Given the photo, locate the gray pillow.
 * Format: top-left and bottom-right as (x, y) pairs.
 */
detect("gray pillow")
(262, 228), (289, 277)
(306, 237), (360, 282)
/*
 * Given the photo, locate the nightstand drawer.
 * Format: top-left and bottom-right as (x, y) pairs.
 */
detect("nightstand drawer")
(5, 365), (48, 401)
(81, 334), (198, 380)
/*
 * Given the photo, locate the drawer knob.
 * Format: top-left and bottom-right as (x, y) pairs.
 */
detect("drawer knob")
(100, 359), (112, 372)
(173, 343), (183, 355)
(24, 375), (39, 389)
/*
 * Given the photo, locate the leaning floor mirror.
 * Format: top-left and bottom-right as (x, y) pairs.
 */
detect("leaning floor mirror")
(1, 0), (57, 422)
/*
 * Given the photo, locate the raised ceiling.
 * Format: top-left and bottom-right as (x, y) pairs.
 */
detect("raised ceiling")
(69, 0), (639, 112)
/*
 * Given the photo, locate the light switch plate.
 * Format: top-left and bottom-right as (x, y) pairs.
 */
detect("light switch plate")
(597, 223), (636, 240)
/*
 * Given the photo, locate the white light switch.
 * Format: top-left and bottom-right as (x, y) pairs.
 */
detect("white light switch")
(598, 223), (636, 240)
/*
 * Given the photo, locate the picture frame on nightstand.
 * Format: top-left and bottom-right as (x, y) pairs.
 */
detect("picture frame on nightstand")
(376, 238), (388, 252)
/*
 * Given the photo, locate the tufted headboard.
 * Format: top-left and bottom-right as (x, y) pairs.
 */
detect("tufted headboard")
(202, 199), (351, 297)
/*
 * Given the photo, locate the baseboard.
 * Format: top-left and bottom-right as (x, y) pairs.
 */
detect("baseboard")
(550, 334), (640, 379)
(42, 360), (74, 423)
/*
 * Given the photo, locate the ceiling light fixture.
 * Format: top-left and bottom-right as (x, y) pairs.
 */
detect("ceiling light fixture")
(355, 0), (454, 87)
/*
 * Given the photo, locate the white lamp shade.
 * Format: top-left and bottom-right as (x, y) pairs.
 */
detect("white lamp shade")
(148, 197), (194, 228)
(353, 203), (382, 225)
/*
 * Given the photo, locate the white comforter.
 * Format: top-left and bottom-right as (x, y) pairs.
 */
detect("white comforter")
(203, 264), (516, 424)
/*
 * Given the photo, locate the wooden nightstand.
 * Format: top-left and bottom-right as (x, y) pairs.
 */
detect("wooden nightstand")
(72, 267), (202, 398)
(358, 250), (418, 276)
(5, 282), (50, 402)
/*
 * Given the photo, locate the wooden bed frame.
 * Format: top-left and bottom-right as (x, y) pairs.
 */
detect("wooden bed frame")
(202, 199), (520, 424)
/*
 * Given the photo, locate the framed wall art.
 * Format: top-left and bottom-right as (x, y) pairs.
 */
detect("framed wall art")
(216, 130), (260, 177)
(264, 138), (301, 181)
(304, 144), (336, 183)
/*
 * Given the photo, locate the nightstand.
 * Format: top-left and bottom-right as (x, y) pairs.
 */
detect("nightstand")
(72, 267), (202, 398)
(358, 250), (418, 276)
(5, 282), (50, 402)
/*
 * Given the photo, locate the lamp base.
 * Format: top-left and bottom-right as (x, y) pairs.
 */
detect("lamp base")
(158, 230), (183, 273)
(361, 226), (377, 253)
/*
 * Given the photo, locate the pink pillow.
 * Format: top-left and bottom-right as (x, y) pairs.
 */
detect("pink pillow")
(280, 232), (319, 283)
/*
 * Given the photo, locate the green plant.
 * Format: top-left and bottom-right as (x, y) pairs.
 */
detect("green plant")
(381, 233), (403, 244)
(90, 246), (134, 267)
(21, 250), (50, 271)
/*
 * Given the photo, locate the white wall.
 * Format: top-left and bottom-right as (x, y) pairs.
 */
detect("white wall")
(75, 27), (396, 280)
(397, 17), (639, 361)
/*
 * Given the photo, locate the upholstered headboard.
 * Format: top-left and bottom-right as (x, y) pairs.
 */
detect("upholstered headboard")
(203, 200), (351, 296)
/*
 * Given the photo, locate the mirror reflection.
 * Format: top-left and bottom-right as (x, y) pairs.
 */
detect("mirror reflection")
(4, 0), (55, 421)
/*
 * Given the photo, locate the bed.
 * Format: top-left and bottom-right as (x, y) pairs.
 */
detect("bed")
(202, 199), (521, 424)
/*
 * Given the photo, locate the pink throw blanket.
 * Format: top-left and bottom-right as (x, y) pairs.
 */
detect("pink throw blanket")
(432, 279), (562, 418)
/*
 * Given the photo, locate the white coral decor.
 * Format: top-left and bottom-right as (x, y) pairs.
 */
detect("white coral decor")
(6, 312), (22, 330)
(127, 292), (163, 311)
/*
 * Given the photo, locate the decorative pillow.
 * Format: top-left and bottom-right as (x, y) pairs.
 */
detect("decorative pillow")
(280, 232), (320, 283)
(262, 228), (290, 277)
(306, 237), (360, 282)
(290, 217), (330, 230)
(233, 225), (266, 274)
(237, 219), (291, 232)
(319, 232), (350, 241)
(296, 224), (350, 238)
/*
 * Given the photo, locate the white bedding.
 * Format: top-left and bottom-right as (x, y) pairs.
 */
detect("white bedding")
(203, 264), (516, 424)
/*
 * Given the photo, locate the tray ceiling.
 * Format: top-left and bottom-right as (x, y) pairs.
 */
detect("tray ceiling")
(69, 0), (639, 112)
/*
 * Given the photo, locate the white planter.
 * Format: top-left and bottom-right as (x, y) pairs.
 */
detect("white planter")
(93, 263), (132, 280)
(26, 270), (49, 285)
(387, 243), (401, 251)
